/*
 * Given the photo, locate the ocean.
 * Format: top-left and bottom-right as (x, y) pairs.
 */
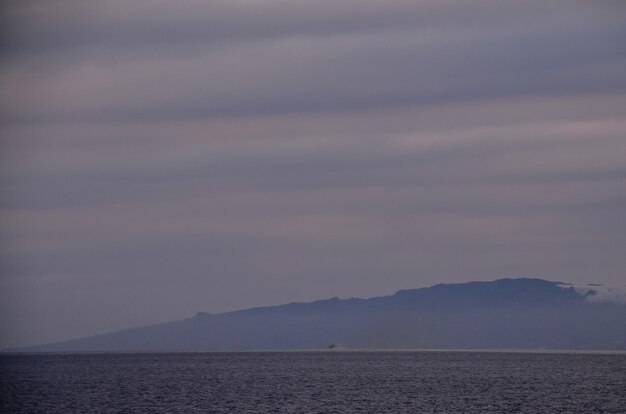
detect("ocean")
(1, 351), (625, 413)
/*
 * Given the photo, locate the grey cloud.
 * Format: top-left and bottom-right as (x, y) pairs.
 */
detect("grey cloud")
(5, 0), (615, 55)
(2, 1), (626, 348)
(4, 104), (626, 186)
(2, 2), (625, 123)
(559, 284), (626, 304)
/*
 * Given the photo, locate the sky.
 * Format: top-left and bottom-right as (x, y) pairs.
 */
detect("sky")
(1, 0), (625, 348)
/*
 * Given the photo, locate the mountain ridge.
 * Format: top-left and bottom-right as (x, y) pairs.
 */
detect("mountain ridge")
(5, 278), (626, 352)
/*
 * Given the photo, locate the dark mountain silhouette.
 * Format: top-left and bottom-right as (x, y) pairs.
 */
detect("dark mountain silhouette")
(6, 278), (626, 352)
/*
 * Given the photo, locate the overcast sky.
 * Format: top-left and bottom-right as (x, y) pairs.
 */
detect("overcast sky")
(1, 0), (626, 348)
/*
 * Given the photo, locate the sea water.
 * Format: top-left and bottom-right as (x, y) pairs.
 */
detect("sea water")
(1, 351), (625, 413)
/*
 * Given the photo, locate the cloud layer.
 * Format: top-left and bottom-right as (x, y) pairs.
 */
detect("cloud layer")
(1, 0), (626, 347)
(560, 284), (626, 304)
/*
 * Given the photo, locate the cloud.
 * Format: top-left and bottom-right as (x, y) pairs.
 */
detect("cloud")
(2, 1), (625, 123)
(559, 284), (626, 304)
(1, 1), (626, 348)
(3, 1), (612, 53)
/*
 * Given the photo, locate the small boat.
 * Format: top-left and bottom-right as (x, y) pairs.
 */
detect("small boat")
(328, 343), (338, 349)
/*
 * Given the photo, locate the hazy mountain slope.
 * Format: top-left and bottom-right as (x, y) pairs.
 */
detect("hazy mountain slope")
(7, 278), (626, 352)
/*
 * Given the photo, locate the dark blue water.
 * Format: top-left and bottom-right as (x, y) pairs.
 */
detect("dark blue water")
(1, 351), (625, 413)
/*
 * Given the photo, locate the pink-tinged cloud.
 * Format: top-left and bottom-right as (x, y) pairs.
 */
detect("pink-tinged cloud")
(1, 1), (625, 348)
